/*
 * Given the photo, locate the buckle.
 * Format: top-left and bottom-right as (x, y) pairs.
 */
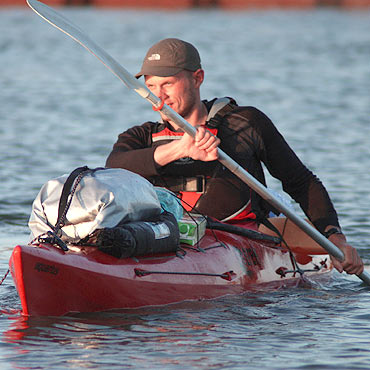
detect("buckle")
(183, 176), (206, 193)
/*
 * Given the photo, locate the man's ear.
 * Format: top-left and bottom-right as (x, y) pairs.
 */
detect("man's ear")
(193, 69), (204, 88)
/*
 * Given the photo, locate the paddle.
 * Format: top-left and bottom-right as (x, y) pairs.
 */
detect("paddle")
(26, 0), (370, 286)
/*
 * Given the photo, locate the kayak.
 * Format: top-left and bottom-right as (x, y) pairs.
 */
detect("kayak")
(9, 221), (332, 316)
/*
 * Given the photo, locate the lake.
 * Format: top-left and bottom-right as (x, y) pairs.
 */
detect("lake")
(0, 4), (370, 369)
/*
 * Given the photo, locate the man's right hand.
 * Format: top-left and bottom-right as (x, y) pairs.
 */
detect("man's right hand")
(185, 125), (220, 161)
(154, 125), (220, 166)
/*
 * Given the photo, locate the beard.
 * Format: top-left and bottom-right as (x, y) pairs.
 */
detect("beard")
(176, 90), (199, 120)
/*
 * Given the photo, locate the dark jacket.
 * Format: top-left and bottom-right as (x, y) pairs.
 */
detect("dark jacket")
(106, 98), (339, 232)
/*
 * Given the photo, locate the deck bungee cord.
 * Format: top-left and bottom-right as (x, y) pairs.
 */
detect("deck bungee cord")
(25, 0), (370, 286)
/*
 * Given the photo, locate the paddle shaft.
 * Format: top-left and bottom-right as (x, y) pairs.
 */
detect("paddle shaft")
(27, 0), (370, 286)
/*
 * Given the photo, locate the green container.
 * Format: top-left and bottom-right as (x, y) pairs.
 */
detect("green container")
(178, 214), (206, 246)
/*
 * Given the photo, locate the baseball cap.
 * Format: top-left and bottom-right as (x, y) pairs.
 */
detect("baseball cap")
(135, 38), (201, 78)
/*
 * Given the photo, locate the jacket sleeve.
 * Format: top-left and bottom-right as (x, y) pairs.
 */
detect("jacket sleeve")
(239, 107), (340, 233)
(105, 123), (161, 179)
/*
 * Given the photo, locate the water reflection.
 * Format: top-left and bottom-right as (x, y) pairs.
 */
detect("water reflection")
(1, 273), (370, 368)
(3, 279), (370, 368)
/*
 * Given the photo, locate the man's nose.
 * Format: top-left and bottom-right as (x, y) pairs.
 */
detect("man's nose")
(157, 87), (169, 100)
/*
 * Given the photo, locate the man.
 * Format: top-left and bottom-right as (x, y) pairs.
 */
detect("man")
(106, 38), (363, 275)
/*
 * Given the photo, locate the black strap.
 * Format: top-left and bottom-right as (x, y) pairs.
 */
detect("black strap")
(206, 217), (281, 244)
(57, 166), (90, 225)
(159, 176), (206, 193)
(42, 166), (105, 251)
(206, 98), (237, 129)
(259, 217), (285, 242)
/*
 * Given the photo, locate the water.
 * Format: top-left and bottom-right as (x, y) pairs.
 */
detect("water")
(1, 5), (370, 369)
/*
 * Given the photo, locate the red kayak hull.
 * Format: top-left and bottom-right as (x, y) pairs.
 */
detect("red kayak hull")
(9, 229), (331, 316)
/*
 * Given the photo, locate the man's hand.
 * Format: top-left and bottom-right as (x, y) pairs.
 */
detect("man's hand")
(329, 233), (364, 275)
(185, 125), (220, 161)
(154, 125), (220, 166)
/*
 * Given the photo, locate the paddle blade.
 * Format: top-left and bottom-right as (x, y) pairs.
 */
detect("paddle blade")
(258, 217), (328, 255)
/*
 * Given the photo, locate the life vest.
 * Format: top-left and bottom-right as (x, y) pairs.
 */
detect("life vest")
(151, 97), (256, 222)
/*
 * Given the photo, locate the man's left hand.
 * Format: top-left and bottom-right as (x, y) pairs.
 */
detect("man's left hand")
(329, 233), (364, 275)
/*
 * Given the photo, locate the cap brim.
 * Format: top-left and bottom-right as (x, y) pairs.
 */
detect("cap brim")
(135, 66), (184, 79)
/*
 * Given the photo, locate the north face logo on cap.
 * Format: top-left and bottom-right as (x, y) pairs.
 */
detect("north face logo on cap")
(148, 53), (160, 61)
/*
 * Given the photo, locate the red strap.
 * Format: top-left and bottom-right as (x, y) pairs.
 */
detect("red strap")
(180, 191), (257, 224)
(152, 99), (165, 111)
(229, 206), (256, 221)
(152, 126), (218, 141)
(179, 192), (202, 211)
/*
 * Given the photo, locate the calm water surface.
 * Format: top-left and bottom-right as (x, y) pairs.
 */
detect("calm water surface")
(0, 5), (370, 369)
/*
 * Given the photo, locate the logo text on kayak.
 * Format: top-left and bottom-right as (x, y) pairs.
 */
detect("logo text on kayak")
(34, 262), (59, 275)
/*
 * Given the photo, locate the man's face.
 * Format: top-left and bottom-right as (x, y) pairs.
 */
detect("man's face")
(144, 69), (203, 121)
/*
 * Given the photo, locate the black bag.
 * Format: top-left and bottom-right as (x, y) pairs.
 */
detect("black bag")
(91, 211), (180, 259)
